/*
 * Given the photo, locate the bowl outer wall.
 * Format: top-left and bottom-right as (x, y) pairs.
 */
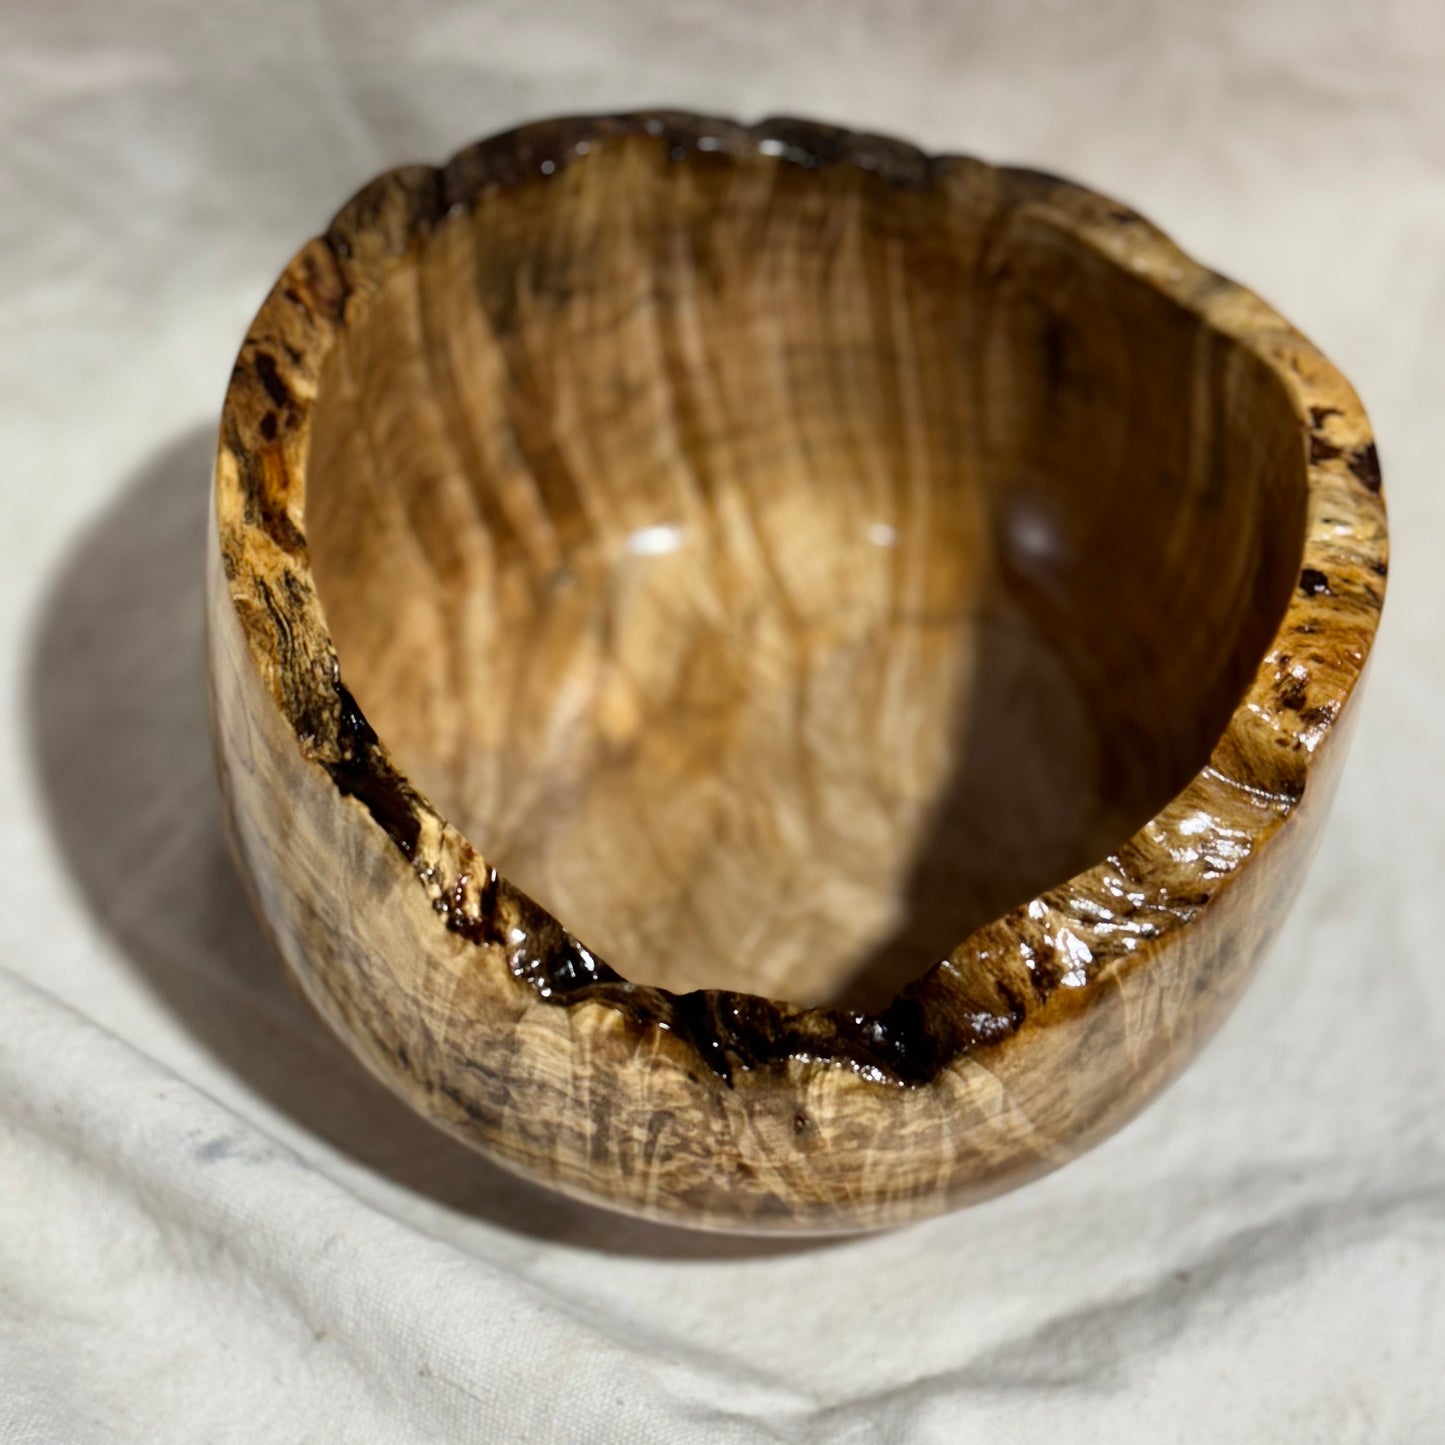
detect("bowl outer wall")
(206, 112), (1387, 1233)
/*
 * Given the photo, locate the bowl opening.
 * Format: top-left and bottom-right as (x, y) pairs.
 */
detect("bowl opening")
(303, 135), (1308, 1010)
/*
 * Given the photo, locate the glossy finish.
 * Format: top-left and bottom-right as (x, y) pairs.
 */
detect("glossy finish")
(208, 112), (1387, 1232)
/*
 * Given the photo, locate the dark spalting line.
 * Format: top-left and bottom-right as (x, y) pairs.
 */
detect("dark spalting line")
(1307, 435), (1384, 497)
(246, 572), (336, 750)
(1276, 670), (1309, 711)
(1349, 442), (1382, 493)
(1300, 700), (1341, 730)
(253, 351), (292, 410)
(225, 417), (305, 555)
(439, 1081), (489, 1126)
(996, 981), (1029, 1028)
(252, 577), (294, 673)
(1023, 952), (1064, 1001)
(325, 681), (422, 861)
(440, 866), (505, 948)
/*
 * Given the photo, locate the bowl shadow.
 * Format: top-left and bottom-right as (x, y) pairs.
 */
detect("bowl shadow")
(25, 426), (842, 1261)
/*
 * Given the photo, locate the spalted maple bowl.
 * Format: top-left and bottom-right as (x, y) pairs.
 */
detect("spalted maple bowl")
(209, 112), (1387, 1233)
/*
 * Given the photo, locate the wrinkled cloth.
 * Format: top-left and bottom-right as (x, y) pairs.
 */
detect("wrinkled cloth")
(1, 2), (1441, 1440)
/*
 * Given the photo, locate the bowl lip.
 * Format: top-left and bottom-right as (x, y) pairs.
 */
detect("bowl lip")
(212, 108), (1388, 1095)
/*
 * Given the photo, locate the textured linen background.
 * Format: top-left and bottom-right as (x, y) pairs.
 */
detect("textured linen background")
(1, 2), (1440, 1440)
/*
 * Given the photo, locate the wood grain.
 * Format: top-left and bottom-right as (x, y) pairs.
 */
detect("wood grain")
(208, 112), (1387, 1232)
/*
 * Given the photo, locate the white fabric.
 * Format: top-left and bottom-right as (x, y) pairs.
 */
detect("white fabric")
(1, 3), (1441, 1439)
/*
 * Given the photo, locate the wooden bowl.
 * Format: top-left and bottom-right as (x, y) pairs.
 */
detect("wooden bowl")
(208, 112), (1387, 1233)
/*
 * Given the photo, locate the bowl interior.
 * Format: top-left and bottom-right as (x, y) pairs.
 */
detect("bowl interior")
(304, 138), (1307, 1010)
